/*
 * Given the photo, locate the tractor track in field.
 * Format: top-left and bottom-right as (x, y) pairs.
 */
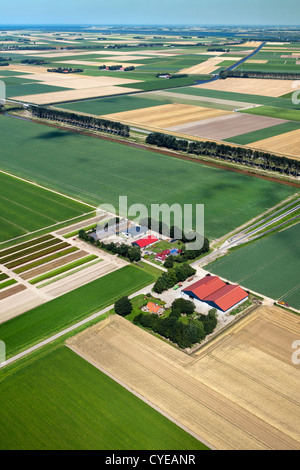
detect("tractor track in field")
(27, 116), (300, 189)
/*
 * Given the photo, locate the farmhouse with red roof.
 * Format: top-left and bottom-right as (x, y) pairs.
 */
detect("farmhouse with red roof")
(182, 275), (248, 313)
(155, 249), (170, 262)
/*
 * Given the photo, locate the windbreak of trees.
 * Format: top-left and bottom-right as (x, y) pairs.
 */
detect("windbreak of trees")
(207, 47), (230, 52)
(134, 298), (218, 349)
(47, 67), (83, 73)
(145, 132), (300, 176)
(78, 229), (141, 262)
(220, 70), (300, 80)
(30, 106), (130, 137)
(153, 263), (196, 294)
(156, 73), (188, 79)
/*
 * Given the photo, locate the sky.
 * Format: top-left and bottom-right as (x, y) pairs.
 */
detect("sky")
(0, 0), (299, 26)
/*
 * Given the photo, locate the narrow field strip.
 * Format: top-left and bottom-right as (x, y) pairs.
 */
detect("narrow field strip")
(0, 284), (27, 301)
(0, 279), (17, 290)
(29, 255), (98, 284)
(14, 246), (79, 274)
(0, 265), (155, 359)
(0, 238), (62, 265)
(6, 242), (70, 270)
(0, 234), (54, 258)
(21, 250), (88, 280)
(37, 259), (102, 288)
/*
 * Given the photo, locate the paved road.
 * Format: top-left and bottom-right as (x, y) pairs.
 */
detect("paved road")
(224, 202), (300, 248)
(0, 282), (155, 369)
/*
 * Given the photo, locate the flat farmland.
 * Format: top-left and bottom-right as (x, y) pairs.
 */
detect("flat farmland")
(0, 170), (92, 243)
(169, 86), (300, 110)
(68, 310), (300, 450)
(0, 265), (154, 358)
(168, 113), (287, 140)
(240, 105), (300, 122)
(14, 85), (140, 105)
(0, 116), (294, 240)
(248, 128), (300, 160)
(103, 103), (230, 129)
(0, 347), (207, 450)
(225, 121), (300, 145)
(195, 77), (296, 97)
(56, 94), (172, 116)
(206, 223), (300, 309)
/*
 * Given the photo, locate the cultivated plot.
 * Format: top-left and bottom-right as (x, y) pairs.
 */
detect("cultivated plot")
(206, 223), (300, 309)
(0, 170), (92, 243)
(195, 77), (296, 97)
(103, 103), (230, 129)
(0, 347), (207, 450)
(68, 309), (300, 450)
(0, 116), (294, 240)
(168, 113), (287, 140)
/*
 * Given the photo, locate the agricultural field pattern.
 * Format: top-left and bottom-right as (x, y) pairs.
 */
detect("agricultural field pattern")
(0, 20), (299, 454)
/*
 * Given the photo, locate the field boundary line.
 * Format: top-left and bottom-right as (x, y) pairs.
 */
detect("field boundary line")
(0, 211), (95, 247)
(0, 169), (97, 210)
(67, 345), (215, 450)
(28, 117), (300, 188)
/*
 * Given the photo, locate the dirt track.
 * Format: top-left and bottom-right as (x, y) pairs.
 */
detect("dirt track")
(68, 306), (300, 450)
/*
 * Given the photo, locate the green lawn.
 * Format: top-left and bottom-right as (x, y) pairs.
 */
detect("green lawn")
(225, 121), (300, 145)
(0, 170), (92, 243)
(0, 265), (155, 358)
(0, 116), (294, 240)
(0, 347), (208, 450)
(205, 223), (300, 309)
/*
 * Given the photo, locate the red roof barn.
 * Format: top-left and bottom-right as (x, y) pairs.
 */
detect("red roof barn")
(182, 275), (248, 312)
(132, 236), (159, 249)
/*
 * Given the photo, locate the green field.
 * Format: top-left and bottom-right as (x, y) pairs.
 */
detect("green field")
(56, 94), (171, 115)
(225, 121), (300, 145)
(0, 347), (208, 450)
(0, 265), (155, 358)
(240, 106), (300, 122)
(169, 86), (300, 110)
(0, 170), (92, 243)
(6, 82), (72, 98)
(0, 116), (294, 240)
(205, 223), (300, 309)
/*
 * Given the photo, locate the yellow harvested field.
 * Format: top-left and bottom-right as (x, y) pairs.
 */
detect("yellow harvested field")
(243, 41), (263, 47)
(249, 128), (300, 160)
(68, 307), (300, 450)
(17, 73), (141, 87)
(13, 86), (140, 104)
(180, 57), (225, 74)
(103, 103), (230, 129)
(246, 60), (269, 64)
(195, 77), (296, 97)
(8, 65), (54, 74)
